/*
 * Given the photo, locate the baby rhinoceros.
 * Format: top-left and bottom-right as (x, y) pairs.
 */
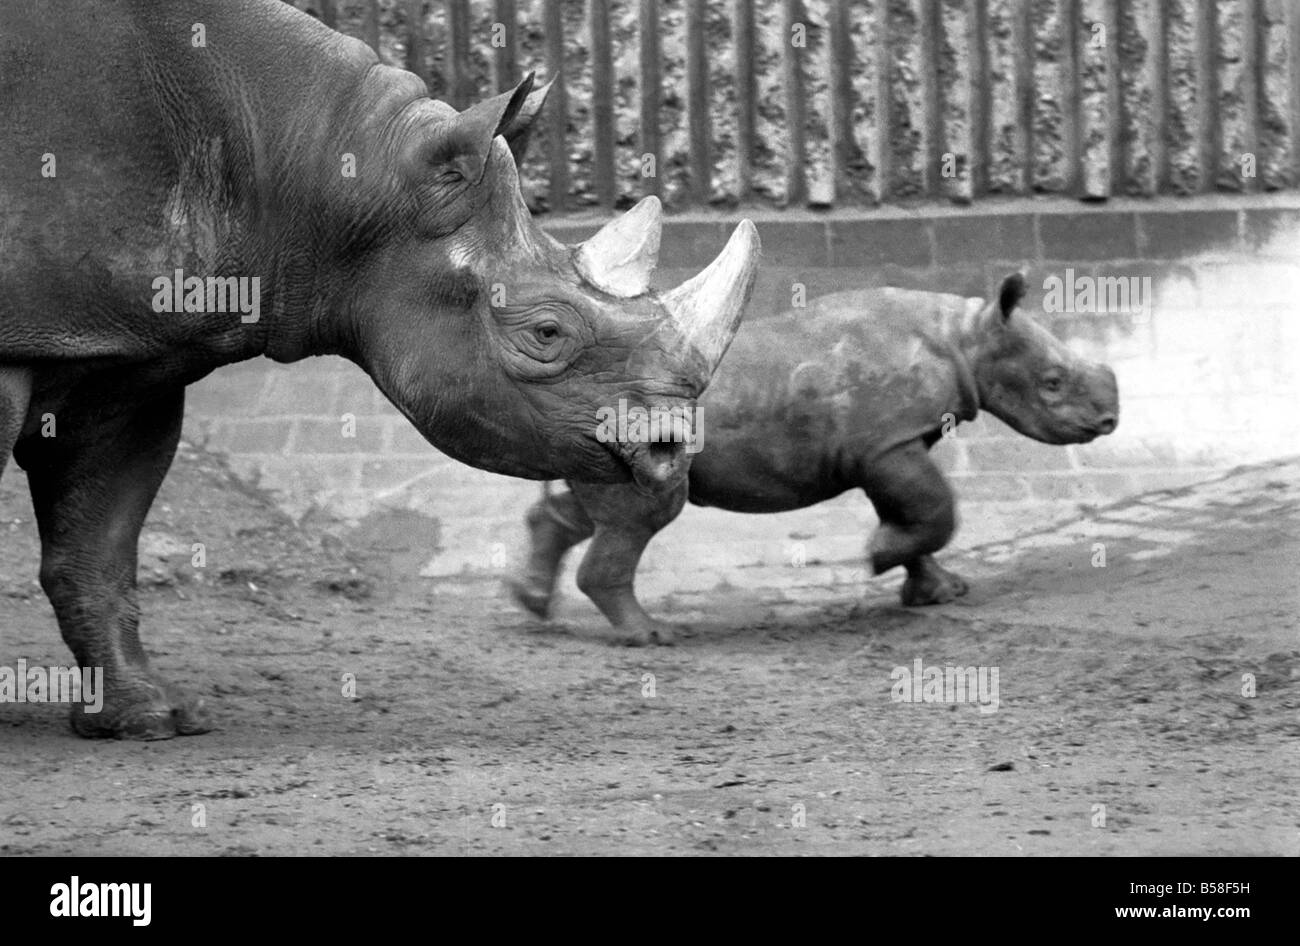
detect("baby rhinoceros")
(509, 274), (1119, 645)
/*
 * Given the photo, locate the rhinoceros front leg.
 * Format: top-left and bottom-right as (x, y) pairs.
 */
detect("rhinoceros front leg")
(571, 479), (688, 646)
(508, 488), (596, 619)
(14, 388), (212, 739)
(899, 554), (969, 606)
(860, 440), (969, 606)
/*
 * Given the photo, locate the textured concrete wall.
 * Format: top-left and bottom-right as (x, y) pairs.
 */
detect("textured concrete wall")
(300, 0), (1299, 210)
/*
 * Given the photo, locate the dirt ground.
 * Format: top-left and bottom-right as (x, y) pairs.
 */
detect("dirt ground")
(1, 442), (1297, 856)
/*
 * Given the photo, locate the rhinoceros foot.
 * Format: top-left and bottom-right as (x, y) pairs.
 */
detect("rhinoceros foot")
(607, 617), (680, 648)
(900, 558), (969, 607)
(507, 577), (555, 620)
(70, 674), (213, 740)
(509, 491), (595, 621)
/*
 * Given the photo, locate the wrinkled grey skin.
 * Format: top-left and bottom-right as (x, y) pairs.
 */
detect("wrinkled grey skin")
(0, 0), (753, 737)
(511, 275), (1120, 645)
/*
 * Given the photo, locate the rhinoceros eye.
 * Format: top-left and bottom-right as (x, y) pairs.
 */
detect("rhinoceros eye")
(1041, 373), (1064, 394)
(516, 319), (569, 361)
(488, 304), (585, 378)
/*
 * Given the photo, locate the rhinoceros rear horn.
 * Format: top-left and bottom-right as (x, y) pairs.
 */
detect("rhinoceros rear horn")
(661, 219), (761, 379)
(998, 272), (1027, 320)
(573, 196), (663, 298)
(420, 74), (535, 185)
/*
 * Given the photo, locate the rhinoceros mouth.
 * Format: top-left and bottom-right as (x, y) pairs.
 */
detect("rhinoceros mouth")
(606, 438), (689, 493)
(1066, 416), (1118, 443)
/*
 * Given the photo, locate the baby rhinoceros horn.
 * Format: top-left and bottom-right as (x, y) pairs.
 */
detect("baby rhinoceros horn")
(574, 196), (663, 298)
(662, 219), (761, 377)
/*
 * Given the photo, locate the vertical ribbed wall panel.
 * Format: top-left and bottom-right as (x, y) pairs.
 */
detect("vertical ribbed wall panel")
(842, 0), (884, 203)
(657, 1), (691, 205)
(936, 0), (975, 203)
(801, 0), (835, 205)
(779, 0), (809, 204)
(1164, 0), (1208, 194)
(639, 0), (663, 200)
(1214, 0), (1256, 192)
(588, 0), (617, 206)
(885, 0), (928, 199)
(610, 1), (642, 206)
(1077, 0), (1113, 199)
(734, 0), (758, 199)
(313, 1), (1296, 209)
(1258, 0), (1295, 190)
(1116, 0), (1158, 195)
(985, 0), (1029, 194)
(1031, 0), (1073, 193)
(703, 1), (738, 202)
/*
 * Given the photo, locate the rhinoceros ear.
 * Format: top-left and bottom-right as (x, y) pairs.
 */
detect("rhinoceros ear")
(501, 77), (554, 165)
(419, 74), (535, 185)
(998, 272), (1027, 321)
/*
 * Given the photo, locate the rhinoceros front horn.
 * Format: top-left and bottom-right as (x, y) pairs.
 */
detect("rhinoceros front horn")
(574, 196), (663, 298)
(661, 219), (761, 378)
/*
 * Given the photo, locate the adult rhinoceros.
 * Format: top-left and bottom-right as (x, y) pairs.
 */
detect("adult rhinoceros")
(0, 0), (759, 737)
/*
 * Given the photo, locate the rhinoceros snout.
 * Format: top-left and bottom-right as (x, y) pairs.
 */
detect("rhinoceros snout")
(1089, 365), (1119, 436)
(613, 438), (690, 492)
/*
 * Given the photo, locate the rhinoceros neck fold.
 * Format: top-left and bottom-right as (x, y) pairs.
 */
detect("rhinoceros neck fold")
(129, 0), (428, 364)
(926, 296), (985, 422)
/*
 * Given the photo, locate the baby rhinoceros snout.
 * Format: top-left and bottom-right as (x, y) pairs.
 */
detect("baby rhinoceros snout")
(1086, 364), (1120, 437)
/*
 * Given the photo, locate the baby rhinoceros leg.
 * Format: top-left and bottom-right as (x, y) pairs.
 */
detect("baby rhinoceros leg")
(570, 479), (688, 647)
(860, 440), (969, 607)
(900, 555), (969, 606)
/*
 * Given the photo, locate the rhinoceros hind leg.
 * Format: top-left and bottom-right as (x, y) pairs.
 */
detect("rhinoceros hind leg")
(14, 388), (212, 740)
(571, 480), (687, 646)
(900, 555), (969, 606)
(508, 488), (595, 618)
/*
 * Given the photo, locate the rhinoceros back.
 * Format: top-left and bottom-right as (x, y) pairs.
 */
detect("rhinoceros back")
(706, 286), (980, 430)
(0, 0), (384, 366)
(687, 287), (983, 510)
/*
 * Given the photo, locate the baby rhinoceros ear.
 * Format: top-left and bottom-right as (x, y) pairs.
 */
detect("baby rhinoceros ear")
(998, 272), (1028, 321)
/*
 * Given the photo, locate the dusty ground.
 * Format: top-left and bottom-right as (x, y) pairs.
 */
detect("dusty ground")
(1, 443), (1297, 856)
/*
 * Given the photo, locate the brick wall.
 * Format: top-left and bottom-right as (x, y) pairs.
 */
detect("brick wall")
(184, 195), (1300, 539)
